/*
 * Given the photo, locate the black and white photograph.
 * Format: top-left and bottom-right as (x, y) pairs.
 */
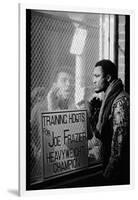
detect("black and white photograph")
(19, 4), (131, 195)
(1, 0), (138, 199)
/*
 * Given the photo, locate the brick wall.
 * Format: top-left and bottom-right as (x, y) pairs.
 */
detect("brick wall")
(118, 15), (126, 84)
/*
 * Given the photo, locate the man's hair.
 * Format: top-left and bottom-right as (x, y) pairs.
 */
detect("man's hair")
(95, 59), (118, 80)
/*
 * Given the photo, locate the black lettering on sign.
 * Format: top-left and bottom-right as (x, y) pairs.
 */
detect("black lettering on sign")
(46, 146), (87, 164)
(48, 131), (61, 147)
(64, 129), (87, 145)
(42, 114), (68, 127)
(68, 113), (86, 123)
(53, 158), (80, 173)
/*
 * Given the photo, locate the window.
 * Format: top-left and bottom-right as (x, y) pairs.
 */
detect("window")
(26, 9), (129, 189)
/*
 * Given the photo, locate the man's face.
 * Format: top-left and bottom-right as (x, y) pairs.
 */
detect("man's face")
(57, 72), (71, 98)
(93, 66), (108, 93)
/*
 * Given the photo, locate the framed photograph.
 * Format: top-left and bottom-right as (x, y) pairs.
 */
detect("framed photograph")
(19, 3), (134, 196)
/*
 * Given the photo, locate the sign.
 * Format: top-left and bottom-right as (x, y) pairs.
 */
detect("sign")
(41, 110), (88, 178)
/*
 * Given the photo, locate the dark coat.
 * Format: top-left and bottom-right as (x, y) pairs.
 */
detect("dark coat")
(100, 90), (130, 185)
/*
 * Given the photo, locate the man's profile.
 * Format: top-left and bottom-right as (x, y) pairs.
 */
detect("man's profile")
(89, 59), (129, 185)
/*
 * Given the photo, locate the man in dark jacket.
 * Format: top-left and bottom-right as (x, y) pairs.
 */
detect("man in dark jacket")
(91, 59), (129, 185)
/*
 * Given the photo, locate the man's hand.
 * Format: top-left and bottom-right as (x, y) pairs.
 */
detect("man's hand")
(88, 136), (102, 160)
(47, 83), (60, 111)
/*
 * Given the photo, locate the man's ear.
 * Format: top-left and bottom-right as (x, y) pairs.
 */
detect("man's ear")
(106, 74), (112, 83)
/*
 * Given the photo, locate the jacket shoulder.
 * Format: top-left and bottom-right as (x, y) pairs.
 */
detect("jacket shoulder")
(114, 90), (129, 106)
(111, 90), (129, 114)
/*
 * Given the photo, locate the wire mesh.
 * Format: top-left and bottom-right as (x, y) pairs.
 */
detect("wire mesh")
(29, 10), (100, 183)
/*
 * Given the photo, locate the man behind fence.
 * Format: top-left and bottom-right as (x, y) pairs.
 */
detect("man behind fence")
(47, 71), (75, 111)
(30, 71), (75, 165)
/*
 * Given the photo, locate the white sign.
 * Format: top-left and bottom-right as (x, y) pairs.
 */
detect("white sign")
(41, 110), (88, 178)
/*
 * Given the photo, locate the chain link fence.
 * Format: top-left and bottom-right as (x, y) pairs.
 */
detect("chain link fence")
(29, 10), (100, 184)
